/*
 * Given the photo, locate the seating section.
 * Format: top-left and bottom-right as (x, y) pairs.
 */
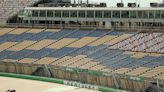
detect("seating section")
(111, 32), (164, 53)
(0, 27), (164, 80)
(0, 0), (40, 22)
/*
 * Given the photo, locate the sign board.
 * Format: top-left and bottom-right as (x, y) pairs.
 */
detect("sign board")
(125, 75), (144, 82)
(64, 80), (99, 90)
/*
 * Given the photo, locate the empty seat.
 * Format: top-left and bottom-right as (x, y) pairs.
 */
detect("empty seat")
(8, 40), (36, 51)
(0, 42), (17, 51)
(47, 38), (77, 49)
(27, 39), (55, 50)
(67, 37), (97, 48)
(0, 28), (15, 36)
(27, 48), (56, 59)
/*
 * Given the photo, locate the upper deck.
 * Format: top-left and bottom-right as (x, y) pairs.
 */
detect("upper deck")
(21, 7), (164, 23)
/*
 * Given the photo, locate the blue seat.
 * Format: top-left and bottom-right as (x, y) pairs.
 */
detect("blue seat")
(0, 50), (16, 59)
(6, 49), (33, 60)
(28, 31), (53, 41)
(48, 47), (76, 58)
(27, 48), (56, 59)
(143, 61), (161, 68)
(71, 46), (93, 55)
(87, 30), (107, 37)
(139, 56), (156, 61)
(66, 30), (90, 38)
(108, 31), (123, 36)
(0, 34), (16, 43)
(10, 33), (33, 42)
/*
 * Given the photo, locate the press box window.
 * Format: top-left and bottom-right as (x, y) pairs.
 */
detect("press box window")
(40, 10), (46, 17)
(55, 10), (61, 17)
(112, 11), (120, 18)
(70, 11), (77, 17)
(149, 11), (155, 18)
(104, 11), (111, 18)
(32, 10), (38, 17)
(47, 10), (53, 17)
(161, 11), (164, 18)
(63, 11), (69, 17)
(155, 11), (160, 18)
(130, 11), (137, 18)
(121, 11), (129, 18)
(87, 11), (94, 18)
(95, 11), (102, 18)
(79, 11), (85, 18)
(143, 11), (149, 18)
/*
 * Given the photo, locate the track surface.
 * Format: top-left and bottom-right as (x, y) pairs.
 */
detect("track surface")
(0, 77), (97, 92)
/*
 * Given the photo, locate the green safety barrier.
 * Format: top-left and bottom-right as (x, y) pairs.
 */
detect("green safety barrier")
(64, 67), (112, 77)
(0, 72), (64, 84)
(64, 67), (145, 82)
(0, 72), (125, 92)
(125, 75), (144, 82)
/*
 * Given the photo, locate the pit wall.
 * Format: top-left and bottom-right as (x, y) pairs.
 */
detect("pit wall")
(0, 62), (155, 92)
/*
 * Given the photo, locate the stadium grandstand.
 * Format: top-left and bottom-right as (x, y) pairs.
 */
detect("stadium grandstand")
(0, 0), (164, 92)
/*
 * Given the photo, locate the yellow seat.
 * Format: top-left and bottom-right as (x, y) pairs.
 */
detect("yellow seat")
(131, 52), (150, 58)
(26, 28), (44, 33)
(9, 28), (29, 35)
(34, 57), (58, 65)
(45, 29), (60, 32)
(0, 42), (17, 51)
(68, 37), (97, 48)
(51, 56), (73, 65)
(114, 68), (131, 74)
(8, 40), (36, 51)
(0, 28), (15, 36)
(27, 39), (55, 50)
(104, 34), (132, 46)
(89, 35), (116, 46)
(126, 67), (150, 76)
(47, 38), (77, 49)
(19, 58), (37, 64)
(2, 59), (17, 63)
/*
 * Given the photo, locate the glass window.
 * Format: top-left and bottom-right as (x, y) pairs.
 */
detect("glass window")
(149, 11), (154, 18)
(26, 10), (32, 17)
(121, 11), (129, 18)
(161, 11), (164, 18)
(112, 11), (120, 18)
(104, 11), (111, 18)
(87, 11), (94, 18)
(55, 10), (61, 17)
(130, 11), (137, 18)
(155, 11), (160, 18)
(79, 11), (85, 18)
(62, 10), (69, 17)
(70, 11), (77, 17)
(32, 10), (38, 17)
(47, 10), (53, 17)
(143, 11), (149, 18)
(40, 10), (46, 17)
(138, 11), (143, 18)
(95, 11), (102, 18)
